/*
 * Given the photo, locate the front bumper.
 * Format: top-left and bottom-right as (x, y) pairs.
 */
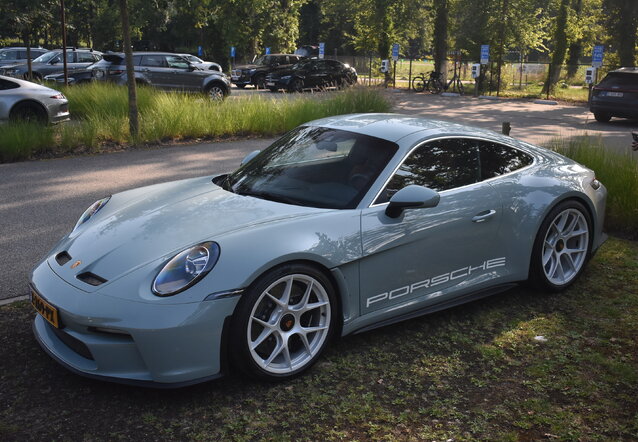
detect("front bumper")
(30, 260), (241, 386)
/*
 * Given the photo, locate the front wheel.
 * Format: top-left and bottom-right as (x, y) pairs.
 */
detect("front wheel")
(289, 78), (304, 93)
(412, 76), (425, 92)
(529, 201), (592, 292)
(206, 84), (227, 100)
(230, 264), (337, 381)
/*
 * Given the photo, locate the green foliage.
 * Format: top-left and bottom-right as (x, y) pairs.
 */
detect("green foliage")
(549, 137), (638, 237)
(0, 84), (390, 163)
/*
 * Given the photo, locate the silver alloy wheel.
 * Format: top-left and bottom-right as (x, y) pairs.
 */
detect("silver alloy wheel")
(541, 208), (589, 285)
(207, 86), (225, 100)
(247, 274), (331, 374)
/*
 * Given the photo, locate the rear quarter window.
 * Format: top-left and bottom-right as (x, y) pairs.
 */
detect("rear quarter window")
(478, 141), (534, 179)
(597, 74), (638, 89)
(0, 79), (20, 90)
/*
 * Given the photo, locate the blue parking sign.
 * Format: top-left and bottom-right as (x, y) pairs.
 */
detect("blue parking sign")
(480, 45), (489, 64)
(230, 46), (236, 58)
(392, 43), (400, 61)
(198, 46), (203, 57)
(265, 47), (271, 55)
(592, 45), (604, 67)
(319, 42), (325, 59)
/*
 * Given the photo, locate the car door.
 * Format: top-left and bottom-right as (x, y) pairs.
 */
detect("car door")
(166, 55), (200, 91)
(307, 61), (329, 88)
(359, 137), (505, 316)
(139, 55), (172, 88)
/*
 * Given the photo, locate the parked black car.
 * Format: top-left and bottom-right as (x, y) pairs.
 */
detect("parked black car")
(0, 48), (102, 81)
(0, 47), (48, 67)
(590, 67), (638, 122)
(231, 54), (305, 89)
(92, 52), (231, 99)
(266, 59), (357, 92)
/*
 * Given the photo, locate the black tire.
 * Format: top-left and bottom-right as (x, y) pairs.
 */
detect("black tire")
(205, 83), (227, 100)
(593, 112), (611, 123)
(229, 263), (337, 381)
(289, 78), (304, 93)
(253, 74), (266, 89)
(9, 103), (48, 124)
(412, 76), (425, 92)
(529, 200), (592, 292)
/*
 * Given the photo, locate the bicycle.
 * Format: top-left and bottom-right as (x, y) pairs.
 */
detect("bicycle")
(411, 71), (443, 93)
(443, 72), (464, 95)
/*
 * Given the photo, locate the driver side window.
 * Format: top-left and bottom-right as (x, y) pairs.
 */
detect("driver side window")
(374, 138), (481, 204)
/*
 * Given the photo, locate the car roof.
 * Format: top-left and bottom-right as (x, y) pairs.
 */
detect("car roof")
(306, 113), (505, 143)
(0, 74), (61, 92)
(608, 67), (638, 75)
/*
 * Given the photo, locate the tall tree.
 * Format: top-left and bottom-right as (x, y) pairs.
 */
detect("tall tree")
(432, 0), (448, 80)
(603, 0), (638, 66)
(543, 0), (570, 94)
(119, 0), (138, 138)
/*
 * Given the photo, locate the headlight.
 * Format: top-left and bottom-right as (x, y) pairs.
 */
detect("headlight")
(249, 69), (256, 74)
(152, 241), (220, 296)
(73, 196), (110, 232)
(281, 75), (291, 80)
(94, 70), (104, 78)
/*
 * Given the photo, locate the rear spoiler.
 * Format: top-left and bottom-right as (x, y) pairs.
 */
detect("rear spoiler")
(103, 52), (124, 63)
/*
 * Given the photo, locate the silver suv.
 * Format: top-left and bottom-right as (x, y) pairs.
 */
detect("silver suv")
(94, 52), (231, 99)
(0, 47), (49, 67)
(0, 48), (102, 80)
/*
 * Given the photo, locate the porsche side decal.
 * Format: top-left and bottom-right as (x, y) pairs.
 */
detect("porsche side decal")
(366, 257), (507, 308)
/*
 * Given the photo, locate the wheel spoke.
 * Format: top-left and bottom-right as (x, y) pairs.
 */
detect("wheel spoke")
(298, 332), (312, 355)
(251, 316), (275, 329)
(542, 246), (554, 266)
(266, 291), (285, 308)
(294, 280), (313, 310)
(251, 328), (274, 350)
(280, 276), (293, 306)
(555, 212), (569, 233)
(263, 340), (284, 367)
(305, 300), (329, 311)
(563, 252), (576, 274)
(563, 213), (578, 234)
(282, 344), (293, 369)
(301, 324), (328, 334)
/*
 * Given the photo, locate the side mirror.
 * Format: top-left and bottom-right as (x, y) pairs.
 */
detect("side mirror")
(187, 64), (197, 71)
(240, 150), (261, 166)
(385, 185), (440, 218)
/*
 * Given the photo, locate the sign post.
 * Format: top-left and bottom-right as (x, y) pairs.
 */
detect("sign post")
(318, 42), (325, 59)
(392, 43), (400, 88)
(230, 46), (236, 68)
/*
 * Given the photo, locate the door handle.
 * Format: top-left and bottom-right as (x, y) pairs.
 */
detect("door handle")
(472, 209), (496, 223)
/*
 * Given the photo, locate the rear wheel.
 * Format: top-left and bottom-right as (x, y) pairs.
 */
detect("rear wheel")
(10, 103), (48, 124)
(254, 74), (266, 89)
(593, 111), (611, 123)
(230, 264), (337, 381)
(289, 78), (304, 93)
(529, 201), (592, 292)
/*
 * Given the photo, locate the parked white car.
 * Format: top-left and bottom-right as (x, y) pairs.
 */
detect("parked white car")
(0, 75), (70, 124)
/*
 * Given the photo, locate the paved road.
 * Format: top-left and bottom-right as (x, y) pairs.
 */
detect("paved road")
(0, 138), (273, 301)
(2, 91), (637, 302)
(389, 90), (637, 153)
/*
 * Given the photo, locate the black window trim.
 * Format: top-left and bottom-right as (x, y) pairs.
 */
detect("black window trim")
(368, 135), (536, 208)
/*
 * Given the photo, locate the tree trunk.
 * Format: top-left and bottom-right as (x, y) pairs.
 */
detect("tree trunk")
(542, 0), (570, 95)
(433, 0), (448, 82)
(616, 1), (638, 66)
(23, 30), (33, 81)
(566, 0), (582, 78)
(119, 0), (139, 138)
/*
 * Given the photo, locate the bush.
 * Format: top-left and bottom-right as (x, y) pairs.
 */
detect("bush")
(0, 84), (391, 163)
(549, 138), (638, 237)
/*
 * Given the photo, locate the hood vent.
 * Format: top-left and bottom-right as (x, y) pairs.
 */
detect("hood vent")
(55, 251), (72, 266)
(76, 272), (107, 286)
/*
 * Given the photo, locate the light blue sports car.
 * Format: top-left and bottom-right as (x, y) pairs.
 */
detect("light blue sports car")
(30, 114), (607, 386)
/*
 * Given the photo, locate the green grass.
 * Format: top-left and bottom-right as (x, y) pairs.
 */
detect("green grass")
(1, 236), (637, 440)
(0, 84), (391, 163)
(549, 138), (638, 237)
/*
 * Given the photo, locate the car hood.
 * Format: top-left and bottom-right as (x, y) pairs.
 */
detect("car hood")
(235, 64), (262, 71)
(48, 176), (329, 292)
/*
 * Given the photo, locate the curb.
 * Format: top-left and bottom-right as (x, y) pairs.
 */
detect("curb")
(440, 92), (461, 97)
(533, 99), (559, 105)
(0, 295), (29, 306)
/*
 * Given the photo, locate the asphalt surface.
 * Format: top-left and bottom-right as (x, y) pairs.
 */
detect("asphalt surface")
(1, 89), (637, 302)
(0, 138), (273, 301)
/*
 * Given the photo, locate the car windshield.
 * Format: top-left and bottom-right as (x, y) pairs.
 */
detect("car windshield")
(184, 55), (203, 63)
(33, 51), (59, 63)
(224, 127), (398, 209)
(254, 55), (275, 65)
(598, 73), (637, 89)
(0, 51), (16, 61)
(292, 60), (314, 70)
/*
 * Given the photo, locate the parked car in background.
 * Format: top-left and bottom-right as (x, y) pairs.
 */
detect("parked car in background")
(231, 54), (305, 89)
(0, 75), (69, 124)
(590, 67), (638, 122)
(0, 48), (102, 81)
(266, 59), (357, 92)
(93, 52), (231, 99)
(0, 47), (48, 67)
(44, 66), (102, 85)
(180, 54), (222, 72)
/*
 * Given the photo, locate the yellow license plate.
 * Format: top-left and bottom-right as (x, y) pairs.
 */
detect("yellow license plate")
(31, 289), (60, 328)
